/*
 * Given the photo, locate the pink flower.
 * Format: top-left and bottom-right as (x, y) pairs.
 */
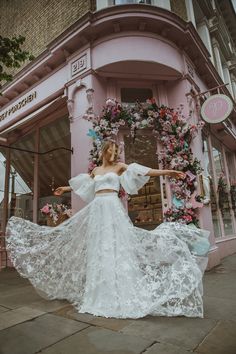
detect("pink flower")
(40, 204), (51, 214)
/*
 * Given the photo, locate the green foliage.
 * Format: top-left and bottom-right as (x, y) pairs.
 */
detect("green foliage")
(0, 35), (35, 92)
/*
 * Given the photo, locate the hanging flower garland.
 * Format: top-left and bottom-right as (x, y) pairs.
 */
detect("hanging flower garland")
(86, 98), (205, 226)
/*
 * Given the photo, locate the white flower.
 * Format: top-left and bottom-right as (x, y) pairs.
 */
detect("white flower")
(105, 98), (116, 106)
(133, 113), (141, 121)
(141, 119), (148, 126)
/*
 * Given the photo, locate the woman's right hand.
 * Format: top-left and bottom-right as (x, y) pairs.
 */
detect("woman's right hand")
(54, 186), (68, 196)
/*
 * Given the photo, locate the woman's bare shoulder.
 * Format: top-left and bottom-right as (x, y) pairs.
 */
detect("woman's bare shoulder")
(116, 162), (128, 173)
(90, 166), (99, 177)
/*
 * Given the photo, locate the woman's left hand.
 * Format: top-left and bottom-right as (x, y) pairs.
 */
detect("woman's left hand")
(167, 170), (186, 179)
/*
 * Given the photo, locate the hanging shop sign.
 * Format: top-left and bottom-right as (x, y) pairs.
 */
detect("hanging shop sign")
(201, 94), (233, 124)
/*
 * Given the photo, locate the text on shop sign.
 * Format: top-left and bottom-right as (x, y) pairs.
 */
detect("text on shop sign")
(0, 91), (37, 122)
(201, 94), (233, 124)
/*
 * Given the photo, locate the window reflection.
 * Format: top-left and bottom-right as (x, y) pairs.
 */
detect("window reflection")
(0, 149), (6, 231)
(8, 133), (34, 221)
(115, 0), (151, 4)
(203, 139), (222, 237)
(212, 141), (234, 236)
(38, 116), (71, 226)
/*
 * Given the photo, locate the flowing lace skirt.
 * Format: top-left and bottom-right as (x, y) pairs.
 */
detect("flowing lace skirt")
(6, 193), (210, 319)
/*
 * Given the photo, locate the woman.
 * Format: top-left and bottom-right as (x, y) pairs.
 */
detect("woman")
(6, 140), (210, 319)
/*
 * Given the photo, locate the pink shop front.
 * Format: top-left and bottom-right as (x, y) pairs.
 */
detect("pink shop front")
(0, 6), (236, 269)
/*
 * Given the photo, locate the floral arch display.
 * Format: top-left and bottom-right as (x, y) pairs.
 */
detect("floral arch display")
(85, 99), (206, 226)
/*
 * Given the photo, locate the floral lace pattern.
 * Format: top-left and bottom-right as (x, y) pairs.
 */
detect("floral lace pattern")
(6, 192), (210, 319)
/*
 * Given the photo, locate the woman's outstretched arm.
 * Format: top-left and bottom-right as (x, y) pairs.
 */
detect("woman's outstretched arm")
(118, 162), (185, 179)
(146, 169), (185, 179)
(54, 186), (72, 196)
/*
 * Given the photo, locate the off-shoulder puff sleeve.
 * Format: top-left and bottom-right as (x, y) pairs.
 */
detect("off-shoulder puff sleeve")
(120, 163), (151, 195)
(69, 173), (95, 203)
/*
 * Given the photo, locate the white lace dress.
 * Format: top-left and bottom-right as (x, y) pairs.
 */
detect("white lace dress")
(6, 163), (210, 319)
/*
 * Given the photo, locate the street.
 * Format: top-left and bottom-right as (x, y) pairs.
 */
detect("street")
(0, 254), (236, 354)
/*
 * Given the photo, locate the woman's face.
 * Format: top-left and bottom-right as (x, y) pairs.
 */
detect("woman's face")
(103, 144), (116, 162)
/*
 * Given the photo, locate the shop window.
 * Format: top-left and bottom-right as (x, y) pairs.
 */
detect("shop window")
(6, 133), (35, 222)
(96, 0), (172, 11)
(212, 141), (234, 236)
(115, 1), (151, 4)
(0, 148), (7, 232)
(225, 150), (236, 186)
(38, 116), (71, 226)
(203, 139), (222, 237)
(225, 150), (236, 223)
(121, 87), (153, 106)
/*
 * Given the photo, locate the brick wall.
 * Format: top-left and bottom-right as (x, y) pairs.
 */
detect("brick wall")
(0, 0), (188, 77)
(0, 0), (95, 74)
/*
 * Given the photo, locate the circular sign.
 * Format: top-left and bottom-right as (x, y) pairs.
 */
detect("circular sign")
(201, 94), (233, 124)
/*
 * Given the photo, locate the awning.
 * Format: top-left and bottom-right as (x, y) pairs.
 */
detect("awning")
(0, 96), (66, 137)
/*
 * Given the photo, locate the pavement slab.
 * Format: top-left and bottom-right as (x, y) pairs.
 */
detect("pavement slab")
(203, 258), (236, 302)
(28, 299), (69, 313)
(0, 269), (29, 286)
(0, 305), (10, 313)
(203, 295), (236, 321)
(54, 305), (134, 331)
(39, 326), (155, 354)
(195, 320), (236, 354)
(0, 313), (90, 354)
(0, 285), (43, 309)
(203, 271), (236, 301)
(121, 316), (217, 350)
(0, 306), (45, 330)
(0, 253), (236, 354)
(145, 341), (191, 354)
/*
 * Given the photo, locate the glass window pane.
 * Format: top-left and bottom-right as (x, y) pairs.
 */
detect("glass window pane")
(121, 88), (153, 104)
(203, 139), (222, 237)
(115, 1), (151, 4)
(226, 151), (236, 185)
(0, 148), (7, 232)
(212, 145), (224, 179)
(212, 140), (234, 236)
(38, 116), (71, 226)
(9, 133), (35, 222)
(222, 210), (234, 235)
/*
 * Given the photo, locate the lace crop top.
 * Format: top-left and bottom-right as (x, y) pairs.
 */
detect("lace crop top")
(69, 163), (151, 203)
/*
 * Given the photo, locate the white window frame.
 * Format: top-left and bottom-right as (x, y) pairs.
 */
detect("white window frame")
(96, 0), (171, 11)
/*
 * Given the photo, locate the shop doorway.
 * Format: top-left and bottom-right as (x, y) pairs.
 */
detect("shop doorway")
(120, 86), (163, 230)
(124, 133), (163, 230)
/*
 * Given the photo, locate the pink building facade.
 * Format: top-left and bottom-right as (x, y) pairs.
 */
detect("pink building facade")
(0, 3), (236, 269)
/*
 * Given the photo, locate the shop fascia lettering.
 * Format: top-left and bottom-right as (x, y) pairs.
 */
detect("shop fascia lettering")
(0, 91), (37, 122)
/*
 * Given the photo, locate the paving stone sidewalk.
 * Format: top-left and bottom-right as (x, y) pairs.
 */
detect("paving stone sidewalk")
(0, 254), (236, 354)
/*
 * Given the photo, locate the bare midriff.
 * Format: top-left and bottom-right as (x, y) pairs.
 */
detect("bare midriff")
(95, 189), (118, 194)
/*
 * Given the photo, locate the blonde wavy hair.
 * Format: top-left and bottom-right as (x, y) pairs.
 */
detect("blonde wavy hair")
(99, 140), (120, 163)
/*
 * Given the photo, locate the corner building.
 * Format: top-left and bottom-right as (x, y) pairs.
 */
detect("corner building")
(0, 0), (236, 269)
